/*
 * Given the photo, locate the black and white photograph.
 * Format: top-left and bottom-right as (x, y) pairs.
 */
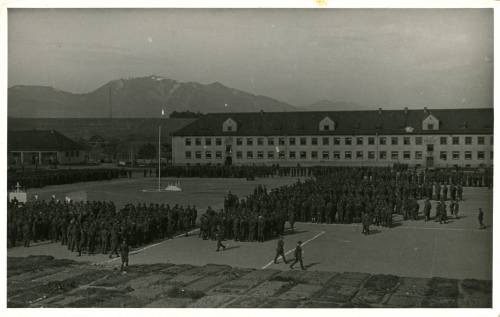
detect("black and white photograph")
(2, 4), (496, 310)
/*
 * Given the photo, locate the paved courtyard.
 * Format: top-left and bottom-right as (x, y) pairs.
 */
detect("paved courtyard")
(24, 176), (301, 210)
(9, 181), (492, 281)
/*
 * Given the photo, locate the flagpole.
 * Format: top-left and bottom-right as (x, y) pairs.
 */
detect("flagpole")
(158, 124), (161, 191)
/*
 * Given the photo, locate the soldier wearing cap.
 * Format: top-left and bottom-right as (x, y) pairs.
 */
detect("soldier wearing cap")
(289, 241), (305, 270)
(274, 235), (288, 264)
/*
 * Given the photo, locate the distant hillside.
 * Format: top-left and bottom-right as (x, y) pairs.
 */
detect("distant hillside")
(8, 118), (196, 142)
(8, 76), (296, 118)
(300, 100), (361, 111)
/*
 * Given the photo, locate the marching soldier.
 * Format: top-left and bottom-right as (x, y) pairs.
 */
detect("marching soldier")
(216, 229), (226, 252)
(289, 241), (305, 270)
(478, 208), (486, 229)
(120, 239), (129, 273)
(274, 235), (288, 264)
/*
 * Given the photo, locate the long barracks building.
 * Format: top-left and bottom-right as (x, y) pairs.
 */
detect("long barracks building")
(171, 108), (493, 168)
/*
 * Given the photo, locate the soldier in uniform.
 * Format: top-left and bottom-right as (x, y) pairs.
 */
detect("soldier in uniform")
(273, 235), (288, 264)
(288, 209), (295, 233)
(120, 239), (129, 273)
(478, 208), (486, 229)
(109, 223), (120, 258)
(248, 216), (256, 242)
(361, 211), (370, 235)
(87, 221), (96, 255)
(337, 199), (344, 224)
(70, 221), (80, 252)
(326, 199), (334, 224)
(452, 200), (460, 219)
(435, 201), (441, 223)
(200, 214), (208, 239)
(240, 215), (248, 242)
(233, 216), (240, 241)
(190, 206), (197, 228)
(438, 201), (446, 224)
(100, 225), (109, 254)
(22, 219), (31, 248)
(257, 216), (265, 242)
(215, 229), (226, 252)
(183, 209), (191, 236)
(78, 223), (87, 256)
(424, 198), (431, 222)
(450, 184), (457, 201)
(411, 197), (419, 220)
(289, 241), (305, 270)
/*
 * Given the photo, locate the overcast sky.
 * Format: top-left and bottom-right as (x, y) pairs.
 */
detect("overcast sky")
(8, 9), (493, 109)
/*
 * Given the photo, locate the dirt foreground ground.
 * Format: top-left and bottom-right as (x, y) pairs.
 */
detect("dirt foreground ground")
(7, 255), (491, 308)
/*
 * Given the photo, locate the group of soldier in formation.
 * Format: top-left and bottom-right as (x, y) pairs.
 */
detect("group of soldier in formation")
(8, 168), (124, 191)
(197, 167), (471, 247)
(7, 199), (198, 259)
(7, 166), (490, 272)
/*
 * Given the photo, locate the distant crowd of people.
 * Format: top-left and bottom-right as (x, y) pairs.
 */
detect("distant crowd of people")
(7, 166), (491, 253)
(7, 198), (198, 255)
(197, 166), (488, 243)
(158, 165), (279, 179)
(198, 186), (288, 243)
(8, 168), (125, 190)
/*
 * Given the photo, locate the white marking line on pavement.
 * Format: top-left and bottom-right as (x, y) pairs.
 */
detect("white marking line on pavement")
(99, 228), (200, 264)
(261, 231), (325, 269)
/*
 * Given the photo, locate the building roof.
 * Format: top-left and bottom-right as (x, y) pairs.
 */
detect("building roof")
(89, 135), (106, 143)
(172, 108), (493, 136)
(8, 130), (84, 151)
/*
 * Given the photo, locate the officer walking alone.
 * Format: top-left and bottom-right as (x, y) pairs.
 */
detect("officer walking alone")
(274, 235), (288, 264)
(216, 229), (226, 252)
(120, 239), (129, 273)
(478, 208), (486, 229)
(289, 241), (305, 270)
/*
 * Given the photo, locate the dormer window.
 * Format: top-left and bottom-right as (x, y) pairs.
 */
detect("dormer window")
(222, 118), (237, 132)
(319, 116), (335, 131)
(422, 114), (439, 131)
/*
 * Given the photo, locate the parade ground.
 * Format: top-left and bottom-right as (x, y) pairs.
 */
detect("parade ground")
(8, 178), (492, 281)
(22, 176), (301, 210)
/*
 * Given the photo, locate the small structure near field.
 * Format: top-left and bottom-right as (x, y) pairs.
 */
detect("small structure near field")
(8, 130), (87, 166)
(165, 181), (182, 192)
(9, 182), (27, 203)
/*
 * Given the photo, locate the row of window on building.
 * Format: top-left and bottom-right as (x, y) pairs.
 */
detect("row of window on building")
(65, 150), (80, 158)
(184, 135), (493, 147)
(184, 150), (493, 161)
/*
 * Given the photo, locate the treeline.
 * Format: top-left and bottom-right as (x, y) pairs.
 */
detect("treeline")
(169, 110), (204, 118)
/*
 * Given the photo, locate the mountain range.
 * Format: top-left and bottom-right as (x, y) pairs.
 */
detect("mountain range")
(8, 76), (298, 118)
